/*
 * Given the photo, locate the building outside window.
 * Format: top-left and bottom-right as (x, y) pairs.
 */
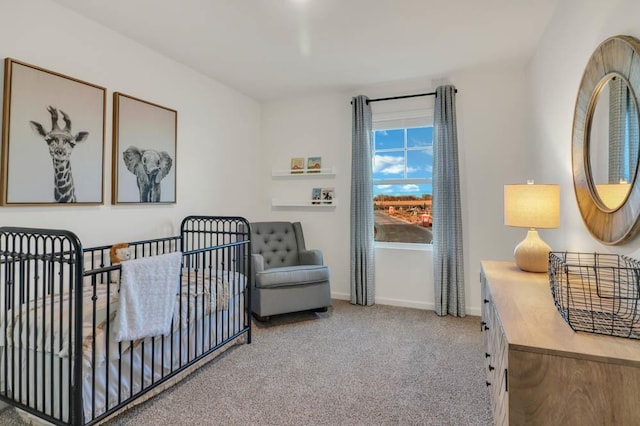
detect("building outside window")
(373, 125), (433, 244)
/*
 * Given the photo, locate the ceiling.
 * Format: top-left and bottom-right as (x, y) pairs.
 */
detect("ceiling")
(49, 0), (560, 101)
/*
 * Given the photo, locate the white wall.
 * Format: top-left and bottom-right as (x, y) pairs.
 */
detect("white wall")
(261, 59), (533, 315)
(529, 0), (640, 257)
(260, 94), (352, 300)
(2, 0), (546, 316)
(0, 0), (263, 247)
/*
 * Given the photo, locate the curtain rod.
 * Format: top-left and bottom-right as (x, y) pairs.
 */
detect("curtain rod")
(351, 89), (458, 105)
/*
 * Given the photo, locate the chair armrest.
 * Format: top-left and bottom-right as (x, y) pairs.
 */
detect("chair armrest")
(251, 253), (265, 273)
(299, 249), (323, 265)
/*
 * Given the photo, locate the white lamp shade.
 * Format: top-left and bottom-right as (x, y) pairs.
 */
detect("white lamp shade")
(504, 184), (560, 229)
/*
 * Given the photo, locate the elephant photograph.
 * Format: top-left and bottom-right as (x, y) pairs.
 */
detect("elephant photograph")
(112, 92), (177, 204)
(123, 146), (173, 202)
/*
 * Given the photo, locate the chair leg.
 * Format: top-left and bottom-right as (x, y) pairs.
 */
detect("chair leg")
(253, 313), (271, 322)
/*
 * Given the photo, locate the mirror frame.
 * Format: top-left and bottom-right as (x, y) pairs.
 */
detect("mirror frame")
(573, 35), (640, 245)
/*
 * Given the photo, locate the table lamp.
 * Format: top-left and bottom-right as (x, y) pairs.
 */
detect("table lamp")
(504, 182), (560, 273)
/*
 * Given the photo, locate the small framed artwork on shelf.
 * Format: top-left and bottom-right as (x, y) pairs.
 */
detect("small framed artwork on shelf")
(321, 187), (334, 204)
(307, 156), (322, 173)
(290, 157), (305, 174)
(311, 187), (322, 205)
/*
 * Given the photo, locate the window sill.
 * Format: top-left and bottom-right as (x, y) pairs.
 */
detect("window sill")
(375, 242), (433, 251)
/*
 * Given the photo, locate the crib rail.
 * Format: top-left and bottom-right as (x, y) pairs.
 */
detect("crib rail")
(0, 227), (84, 426)
(180, 216), (252, 344)
(0, 217), (251, 425)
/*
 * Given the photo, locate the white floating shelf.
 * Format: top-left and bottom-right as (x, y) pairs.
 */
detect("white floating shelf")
(272, 168), (336, 177)
(271, 198), (338, 207)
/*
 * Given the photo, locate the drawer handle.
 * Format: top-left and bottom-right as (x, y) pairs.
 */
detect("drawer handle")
(485, 352), (491, 358)
(505, 369), (508, 392)
(484, 325), (490, 331)
(483, 298), (489, 304)
(486, 381), (491, 387)
(488, 365), (495, 371)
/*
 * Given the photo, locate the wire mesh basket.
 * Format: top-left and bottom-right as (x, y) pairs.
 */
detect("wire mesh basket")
(549, 251), (640, 339)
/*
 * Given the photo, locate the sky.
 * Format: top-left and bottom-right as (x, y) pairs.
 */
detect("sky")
(373, 127), (432, 197)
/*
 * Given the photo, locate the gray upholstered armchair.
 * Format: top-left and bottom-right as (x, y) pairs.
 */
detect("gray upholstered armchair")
(250, 221), (331, 321)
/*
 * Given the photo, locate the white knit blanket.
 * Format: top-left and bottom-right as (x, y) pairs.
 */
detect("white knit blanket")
(113, 252), (183, 342)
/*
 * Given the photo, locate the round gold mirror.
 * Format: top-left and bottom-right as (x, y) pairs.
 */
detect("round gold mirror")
(572, 35), (640, 245)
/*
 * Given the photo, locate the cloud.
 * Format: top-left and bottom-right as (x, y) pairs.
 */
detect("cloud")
(373, 154), (429, 177)
(408, 138), (430, 149)
(402, 184), (420, 192)
(373, 155), (404, 174)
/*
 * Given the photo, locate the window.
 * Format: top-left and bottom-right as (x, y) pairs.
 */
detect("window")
(373, 125), (433, 244)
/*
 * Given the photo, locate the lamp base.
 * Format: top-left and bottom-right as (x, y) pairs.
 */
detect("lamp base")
(514, 229), (552, 273)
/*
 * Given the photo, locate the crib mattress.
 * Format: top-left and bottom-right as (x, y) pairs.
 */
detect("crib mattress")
(0, 271), (247, 423)
(0, 271), (245, 355)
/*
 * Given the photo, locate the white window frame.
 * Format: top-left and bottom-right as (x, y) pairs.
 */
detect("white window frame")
(372, 109), (434, 247)
(372, 129), (432, 188)
(372, 108), (433, 187)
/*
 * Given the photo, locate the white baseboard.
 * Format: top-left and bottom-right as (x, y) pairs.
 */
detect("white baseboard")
(466, 307), (481, 316)
(375, 296), (435, 311)
(331, 292), (350, 301)
(331, 291), (480, 316)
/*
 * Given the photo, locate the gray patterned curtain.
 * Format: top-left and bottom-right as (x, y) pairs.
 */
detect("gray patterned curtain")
(351, 95), (375, 306)
(608, 78), (639, 183)
(432, 85), (465, 317)
(609, 78), (625, 183)
(630, 101), (639, 178)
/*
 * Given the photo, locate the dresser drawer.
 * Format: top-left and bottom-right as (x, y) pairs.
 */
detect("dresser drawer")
(481, 271), (508, 426)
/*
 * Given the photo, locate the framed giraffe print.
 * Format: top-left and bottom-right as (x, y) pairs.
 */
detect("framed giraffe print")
(1, 58), (106, 205)
(112, 92), (177, 204)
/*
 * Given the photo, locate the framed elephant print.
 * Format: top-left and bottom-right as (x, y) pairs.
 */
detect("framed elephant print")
(112, 92), (177, 204)
(1, 58), (106, 205)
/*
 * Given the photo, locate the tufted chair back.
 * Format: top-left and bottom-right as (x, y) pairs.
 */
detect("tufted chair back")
(250, 222), (306, 269)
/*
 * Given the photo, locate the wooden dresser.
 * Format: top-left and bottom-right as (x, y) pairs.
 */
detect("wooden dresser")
(481, 261), (640, 426)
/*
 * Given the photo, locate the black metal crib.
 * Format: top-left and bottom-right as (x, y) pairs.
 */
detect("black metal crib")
(0, 216), (251, 425)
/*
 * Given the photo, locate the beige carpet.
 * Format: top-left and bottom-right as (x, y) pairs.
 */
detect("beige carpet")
(0, 300), (493, 425)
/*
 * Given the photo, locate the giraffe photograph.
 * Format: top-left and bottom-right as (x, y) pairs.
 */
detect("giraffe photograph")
(0, 59), (106, 205)
(112, 92), (177, 204)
